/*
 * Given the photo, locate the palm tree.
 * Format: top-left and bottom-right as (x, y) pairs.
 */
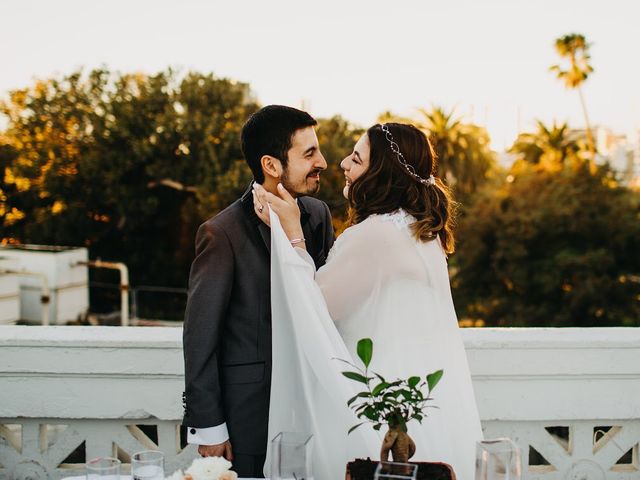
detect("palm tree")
(549, 33), (596, 158)
(416, 107), (495, 199)
(509, 120), (581, 167)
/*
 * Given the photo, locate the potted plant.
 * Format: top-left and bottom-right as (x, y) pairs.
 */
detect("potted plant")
(340, 338), (456, 480)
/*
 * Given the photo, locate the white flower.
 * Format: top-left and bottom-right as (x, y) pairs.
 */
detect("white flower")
(218, 472), (238, 480)
(185, 456), (233, 480)
(164, 469), (185, 480)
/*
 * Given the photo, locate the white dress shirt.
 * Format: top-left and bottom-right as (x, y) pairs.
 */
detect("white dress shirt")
(187, 422), (229, 445)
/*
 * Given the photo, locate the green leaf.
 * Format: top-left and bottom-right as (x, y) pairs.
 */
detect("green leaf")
(372, 382), (390, 396)
(347, 392), (370, 406)
(373, 423), (382, 431)
(408, 376), (421, 389)
(399, 390), (413, 401)
(427, 369), (444, 391)
(364, 406), (379, 421)
(379, 397), (399, 406)
(374, 373), (387, 383)
(348, 422), (365, 434)
(342, 371), (369, 384)
(357, 338), (373, 368)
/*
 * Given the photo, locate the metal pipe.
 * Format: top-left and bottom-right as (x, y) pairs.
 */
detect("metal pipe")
(0, 269), (50, 325)
(75, 260), (130, 326)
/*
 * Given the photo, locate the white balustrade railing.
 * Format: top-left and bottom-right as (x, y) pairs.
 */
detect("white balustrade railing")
(0, 326), (638, 480)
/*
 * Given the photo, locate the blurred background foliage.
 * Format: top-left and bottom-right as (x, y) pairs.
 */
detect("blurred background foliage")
(1, 67), (638, 326)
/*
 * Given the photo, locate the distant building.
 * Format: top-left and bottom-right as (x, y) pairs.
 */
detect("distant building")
(568, 126), (640, 186)
(595, 126), (640, 186)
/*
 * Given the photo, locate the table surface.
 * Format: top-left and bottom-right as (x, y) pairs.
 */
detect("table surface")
(63, 476), (263, 480)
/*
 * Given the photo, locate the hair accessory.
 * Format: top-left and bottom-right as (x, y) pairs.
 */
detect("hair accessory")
(381, 124), (436, 186)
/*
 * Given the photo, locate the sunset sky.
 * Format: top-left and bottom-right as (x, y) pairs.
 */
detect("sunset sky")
(2, 0), (639, 150)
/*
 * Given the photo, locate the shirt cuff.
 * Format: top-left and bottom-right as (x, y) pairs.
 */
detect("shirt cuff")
(187, 423), (229, 445)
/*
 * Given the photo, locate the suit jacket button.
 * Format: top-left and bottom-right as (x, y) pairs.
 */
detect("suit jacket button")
(190, 428), (196, 434)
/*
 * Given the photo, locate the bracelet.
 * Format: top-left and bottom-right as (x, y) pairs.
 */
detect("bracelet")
(290, 238), (306, 246)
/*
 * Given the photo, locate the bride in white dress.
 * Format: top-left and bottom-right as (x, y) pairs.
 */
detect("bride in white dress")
(253, 123), (483, 480)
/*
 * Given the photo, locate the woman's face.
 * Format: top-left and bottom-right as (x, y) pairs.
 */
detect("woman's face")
(340, 134), (370, 199)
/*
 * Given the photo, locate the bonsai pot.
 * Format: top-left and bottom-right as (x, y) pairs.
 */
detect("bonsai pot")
(345, 458), (456, 480)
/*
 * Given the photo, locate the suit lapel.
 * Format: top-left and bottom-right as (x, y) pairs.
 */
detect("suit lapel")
(257, 222), (271, 253)
(241, 184), (271, 254)
(298, 199), (313, 255)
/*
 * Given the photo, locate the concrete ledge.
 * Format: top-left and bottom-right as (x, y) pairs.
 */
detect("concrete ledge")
(0, 326), (639, 421)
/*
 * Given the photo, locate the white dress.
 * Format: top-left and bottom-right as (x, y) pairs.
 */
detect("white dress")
(265, 209), (483, 480)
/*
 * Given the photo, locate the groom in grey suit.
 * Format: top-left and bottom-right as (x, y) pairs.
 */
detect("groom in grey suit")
(182, 105), (335, 477)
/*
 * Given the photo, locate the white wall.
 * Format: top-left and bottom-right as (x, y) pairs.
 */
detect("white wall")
(0, 326), (639, 479)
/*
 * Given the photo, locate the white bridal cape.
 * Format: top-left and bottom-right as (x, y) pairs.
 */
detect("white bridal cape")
(265, 209), (483, 480)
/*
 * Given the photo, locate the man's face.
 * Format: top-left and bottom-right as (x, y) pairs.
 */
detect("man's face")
(281, 126), (327, 196)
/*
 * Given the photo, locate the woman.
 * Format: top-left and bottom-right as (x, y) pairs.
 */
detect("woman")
(253, 123), (482, 480)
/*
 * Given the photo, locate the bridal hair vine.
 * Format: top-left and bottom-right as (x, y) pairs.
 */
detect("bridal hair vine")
(380, 124), (436, 186)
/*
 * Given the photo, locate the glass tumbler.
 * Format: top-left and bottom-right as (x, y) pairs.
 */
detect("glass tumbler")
(475, 438), (522, 480)
(132, 450), (164, 480)
(270, 432), (313, 480)
(86, 457), (120, 480)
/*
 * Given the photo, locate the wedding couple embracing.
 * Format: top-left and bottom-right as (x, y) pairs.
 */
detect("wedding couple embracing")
(182, 105), (483, 480)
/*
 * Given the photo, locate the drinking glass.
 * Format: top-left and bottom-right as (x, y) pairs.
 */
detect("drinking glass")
(270, 432), (313, 480)
(475, 438), (522, 480)
(132, 450), (164, 480)
(374, 461), (418, 480)
(86, 457), (121, 480)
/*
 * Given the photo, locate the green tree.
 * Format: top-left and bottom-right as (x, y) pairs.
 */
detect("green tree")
(0, 68), (258, 289)
(550, 33), (596, 157)
(0, 142), (22, 231)
(509, 120), (582, 168)
(452, 159), (640, 327)
(417, 107), (496, 201)
(380, 108), (497, 202)
(315, 116), (364, 231)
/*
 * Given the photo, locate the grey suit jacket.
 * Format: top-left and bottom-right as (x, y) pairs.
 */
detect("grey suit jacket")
(182, 185), (335, 455)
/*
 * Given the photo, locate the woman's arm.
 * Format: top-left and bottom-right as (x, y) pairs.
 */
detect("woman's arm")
(315, 220), (398, 322)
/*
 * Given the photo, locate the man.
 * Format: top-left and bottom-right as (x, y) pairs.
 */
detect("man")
(182, 105), (335, 477)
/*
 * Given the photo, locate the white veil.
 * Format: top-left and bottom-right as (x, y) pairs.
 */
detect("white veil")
(264, 209), (381, 480)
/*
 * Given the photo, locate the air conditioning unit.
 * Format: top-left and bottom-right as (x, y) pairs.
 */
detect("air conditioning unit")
(0, 245), (89, 324)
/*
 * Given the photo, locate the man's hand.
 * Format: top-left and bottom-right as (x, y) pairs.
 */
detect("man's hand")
(198, 440), (233, 461)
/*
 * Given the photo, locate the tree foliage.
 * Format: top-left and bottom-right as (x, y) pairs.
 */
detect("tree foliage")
(550, 33), (596, 157)
(550, 33), (594, 89)
(3, 68), (638, 326)
(378, 108), (497, 203)
(453, 158), (640, 327)
(417, 107), (496, 202)
(315, 116), (364, 231)
(509, 120), (583, 167)
(0, 68), (258, 286)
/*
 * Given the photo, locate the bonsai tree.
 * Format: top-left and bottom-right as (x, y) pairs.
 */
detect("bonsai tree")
(340, 338), (443, 464)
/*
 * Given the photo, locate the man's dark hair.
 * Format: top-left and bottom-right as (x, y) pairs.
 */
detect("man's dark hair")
(241, 105), (317, 183)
